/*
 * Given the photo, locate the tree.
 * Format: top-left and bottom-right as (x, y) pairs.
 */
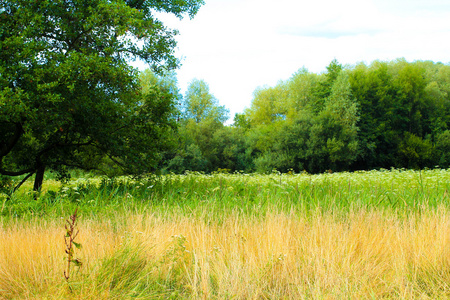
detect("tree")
(397, 132), (433, 169)
(322, 71), (359, 169)
(311, 59), (343, 113)
(0, 0), (204, 192)
(436, 130), (450, 168)
(182, 78), (229, 123)
(348, 61), (399, 169)
(287, 68), (318, 118)
(140, 68), (182, 102)
(210, 125), (252, 172)
(163, 79), (230, 173)
(233, 112), (251, 129)
(246, 83), (290, 126)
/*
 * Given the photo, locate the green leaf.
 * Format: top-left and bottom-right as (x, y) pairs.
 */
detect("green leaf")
(71, 259), (83, 267)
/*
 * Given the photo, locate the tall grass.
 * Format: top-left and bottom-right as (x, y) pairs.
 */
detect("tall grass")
(2, 208), (450, 299)
(1, 169), (450, 298)
(3, 169), (450, 219)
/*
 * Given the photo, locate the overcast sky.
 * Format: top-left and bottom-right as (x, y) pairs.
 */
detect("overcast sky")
(138, 0), (450, 121)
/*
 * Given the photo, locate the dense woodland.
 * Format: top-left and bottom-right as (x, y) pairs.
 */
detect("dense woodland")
(158, 59), (450, 174)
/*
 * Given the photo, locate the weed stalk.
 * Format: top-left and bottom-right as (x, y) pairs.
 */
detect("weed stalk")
(64, 208), (82, 292)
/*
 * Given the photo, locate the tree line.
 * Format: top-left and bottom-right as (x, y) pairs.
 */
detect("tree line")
(162, 59), (450, 174)
(2, 1), (450, 193)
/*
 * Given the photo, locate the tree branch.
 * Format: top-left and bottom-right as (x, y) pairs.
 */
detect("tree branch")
(0, 167), (36, 176)
(57, 161), (108, 176)
(93, 143), (128, 171)
(106, 153), (127, 170)
(0, 139), (93, 177)
(13, 172), (35, 194)
(36, 139), (94, 159)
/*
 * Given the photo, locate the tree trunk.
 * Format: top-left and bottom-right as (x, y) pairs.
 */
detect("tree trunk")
(33, 164), (45, 192)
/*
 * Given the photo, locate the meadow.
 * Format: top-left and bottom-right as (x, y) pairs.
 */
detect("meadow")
(1, 169), (450, 299)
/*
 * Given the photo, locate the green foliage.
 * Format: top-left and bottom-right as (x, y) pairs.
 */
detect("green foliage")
(435, 130), (450, 168)
(182, 78), (229, 123)
(166, 143), (208, 173)
(238, 59), (450, 173)
(320, 72), (359, 169)
(140, 68), (182, 102)
(0, 0), (204, 191)
(2, 3), (450, 180)
(397, 132), (433, 169)
(240, 62), (360, 173)
(163, 79), (233, 173)
(254, 151), (293, 174)
(310, 59), (343, 112)
(211, 126), (251, 171)
(233, 112), (251, 129)
(347, 59), (450, 170)
(158, 59), (450, 175)
(0, 174), (13, 194)
(247, 85), (288, 125)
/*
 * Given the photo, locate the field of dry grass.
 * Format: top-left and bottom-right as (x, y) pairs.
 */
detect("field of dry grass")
(2, 205), (450, 299)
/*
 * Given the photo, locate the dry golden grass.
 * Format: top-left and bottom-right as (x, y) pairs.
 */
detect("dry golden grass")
(1, 207), (450, 299)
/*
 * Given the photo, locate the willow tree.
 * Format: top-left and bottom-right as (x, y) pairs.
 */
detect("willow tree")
(0, 0), (204, 192)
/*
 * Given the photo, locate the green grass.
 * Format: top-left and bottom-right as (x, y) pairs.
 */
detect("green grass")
(2, 169), (450, 299)
(2, 168), (450, 220)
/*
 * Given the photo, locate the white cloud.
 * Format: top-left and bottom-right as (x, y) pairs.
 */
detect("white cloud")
(138, 0), (450, 122)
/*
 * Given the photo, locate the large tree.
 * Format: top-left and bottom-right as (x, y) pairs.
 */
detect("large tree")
(0, 0), (204, 192)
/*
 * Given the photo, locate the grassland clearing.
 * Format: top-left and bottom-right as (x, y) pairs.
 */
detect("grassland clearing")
(1, 169), (450, 299)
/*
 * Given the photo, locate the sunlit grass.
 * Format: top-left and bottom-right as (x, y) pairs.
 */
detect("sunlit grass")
(2, 208), (450, 299)
(4, 168), (450, 220)
(1, 169), (450, 298)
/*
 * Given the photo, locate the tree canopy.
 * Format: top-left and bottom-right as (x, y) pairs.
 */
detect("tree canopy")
(0, 0), (204, 192)
(160, 59), (450, 175)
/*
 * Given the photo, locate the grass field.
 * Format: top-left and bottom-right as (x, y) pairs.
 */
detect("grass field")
(1, 169), (450, 299)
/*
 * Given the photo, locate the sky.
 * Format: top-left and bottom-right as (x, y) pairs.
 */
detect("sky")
(136, 0), (450, 122)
